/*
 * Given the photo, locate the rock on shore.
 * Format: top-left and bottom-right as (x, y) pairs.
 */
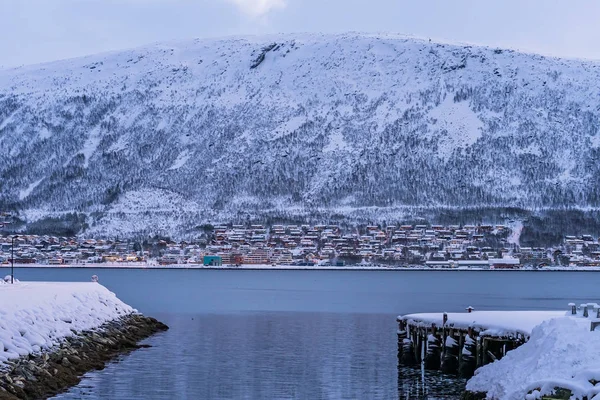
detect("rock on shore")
(0, 314), (168, 400)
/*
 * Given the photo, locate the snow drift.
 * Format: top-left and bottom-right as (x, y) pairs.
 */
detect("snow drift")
(467, 316), (600, 399)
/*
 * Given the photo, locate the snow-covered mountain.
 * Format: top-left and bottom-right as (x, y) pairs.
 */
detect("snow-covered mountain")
(1, 33), (600, 237)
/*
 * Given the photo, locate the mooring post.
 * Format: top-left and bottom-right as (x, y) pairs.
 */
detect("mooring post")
(413, 327), (419, 362)
(424, 324), (441, 370)
(475, 336), (482, 368)
(482, 337), (489, 365)
(420, 330), (425, 365)
(459, 328), (477, 379)
(582, 304), (589, 318)
(441, 329), (459, 375)
(442, 328), (447, 365)
(424, 328), (428, 359)
(397, 318), (406, 361)
(569, 302), (576, 315)
(458, 332), (464, 366)
(590, 304), (600, 332)
(400, 323), (417, 366)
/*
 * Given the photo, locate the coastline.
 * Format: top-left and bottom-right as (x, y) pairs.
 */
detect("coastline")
(0, 282), (168, 399)
(4, 263), (600, 272)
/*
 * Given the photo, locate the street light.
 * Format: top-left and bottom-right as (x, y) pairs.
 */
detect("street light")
(11, 235), (18, 284)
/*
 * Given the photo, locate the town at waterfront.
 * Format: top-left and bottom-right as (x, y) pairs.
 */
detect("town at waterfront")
(1, 214), (599, 269)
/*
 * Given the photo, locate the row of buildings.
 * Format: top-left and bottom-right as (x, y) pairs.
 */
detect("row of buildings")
(1, 223), (600, 268)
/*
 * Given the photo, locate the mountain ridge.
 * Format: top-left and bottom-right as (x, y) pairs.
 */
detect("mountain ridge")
(1, 33), (599, 237)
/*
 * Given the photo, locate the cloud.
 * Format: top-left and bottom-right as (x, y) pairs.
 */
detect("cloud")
(226, 0), (286, 16)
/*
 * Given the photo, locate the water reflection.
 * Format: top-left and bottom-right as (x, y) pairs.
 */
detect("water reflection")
(397, 365), (465, 399)
(53, 312), (466, 400)
(56, 313), (403, 399)
(16, 268), (590, 399)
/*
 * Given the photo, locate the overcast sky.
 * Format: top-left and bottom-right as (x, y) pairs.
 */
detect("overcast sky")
(2, 0), (600, 68)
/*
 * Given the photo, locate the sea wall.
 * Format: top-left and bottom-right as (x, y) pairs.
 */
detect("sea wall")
(0, 313), (168, 399)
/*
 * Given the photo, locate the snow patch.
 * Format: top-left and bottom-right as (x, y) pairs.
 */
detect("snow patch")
(429, 97), (483, 159)
(18, 178), (44, 200)
(507, 220), (524, 246)
(590, 133), (600, 149)
(556, 150), (576, 182)
(80, 127), (102, 168)
(38, 126), (51, 140)
(108, 136), (129, 153)
(323, 130), (348, 153)
(271, 116), (306, 140)
(168, 150), (191, 170)
(156, 119), (169, 131)
(0, 109), (18, 131)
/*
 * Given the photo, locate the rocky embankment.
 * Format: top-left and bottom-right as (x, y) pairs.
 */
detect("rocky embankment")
(0, 314), (168, 400)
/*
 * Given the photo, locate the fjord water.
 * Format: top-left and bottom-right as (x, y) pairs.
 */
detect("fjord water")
(3, 268), (597, 399)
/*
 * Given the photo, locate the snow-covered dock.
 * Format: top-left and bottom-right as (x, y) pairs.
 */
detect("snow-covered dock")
(397, 307), (578, 378)
(398, 304), (600, 399)
(401, 310), (567, 338)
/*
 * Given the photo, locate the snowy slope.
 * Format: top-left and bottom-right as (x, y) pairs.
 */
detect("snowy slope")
(1, 33), (600, 236)
(0, 281), (133, 364)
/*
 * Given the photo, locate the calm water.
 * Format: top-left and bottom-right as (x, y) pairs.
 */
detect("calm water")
(2, 268), (598, 399)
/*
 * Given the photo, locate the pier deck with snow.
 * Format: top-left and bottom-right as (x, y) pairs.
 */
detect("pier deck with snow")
(396, 308), (580, 378)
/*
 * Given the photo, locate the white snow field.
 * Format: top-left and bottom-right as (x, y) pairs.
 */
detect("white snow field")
(0, 280), (133, 365)
(466, 308), (600, 399)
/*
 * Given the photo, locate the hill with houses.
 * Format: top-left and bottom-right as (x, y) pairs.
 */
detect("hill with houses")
(1, 33), (600, 238)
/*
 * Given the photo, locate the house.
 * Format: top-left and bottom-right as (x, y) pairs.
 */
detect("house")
(456, 260), (489, 269)
(425, 260), (455, 268)
(488, 257), (520, 269)
(245, 248), (269, 264)
(203, 255), (222, 266)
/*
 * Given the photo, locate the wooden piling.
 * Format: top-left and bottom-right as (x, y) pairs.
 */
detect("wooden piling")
(441, 333), (459, 375)
(424, 324), (441, 370)
(459, 330), (477, 379)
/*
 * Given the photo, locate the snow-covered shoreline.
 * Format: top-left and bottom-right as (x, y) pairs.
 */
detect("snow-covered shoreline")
(0, 281), (134, 366)
(0, 280), (168, 399)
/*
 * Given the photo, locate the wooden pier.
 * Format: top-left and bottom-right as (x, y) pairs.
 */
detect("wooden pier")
(397, 308), (569, 378)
